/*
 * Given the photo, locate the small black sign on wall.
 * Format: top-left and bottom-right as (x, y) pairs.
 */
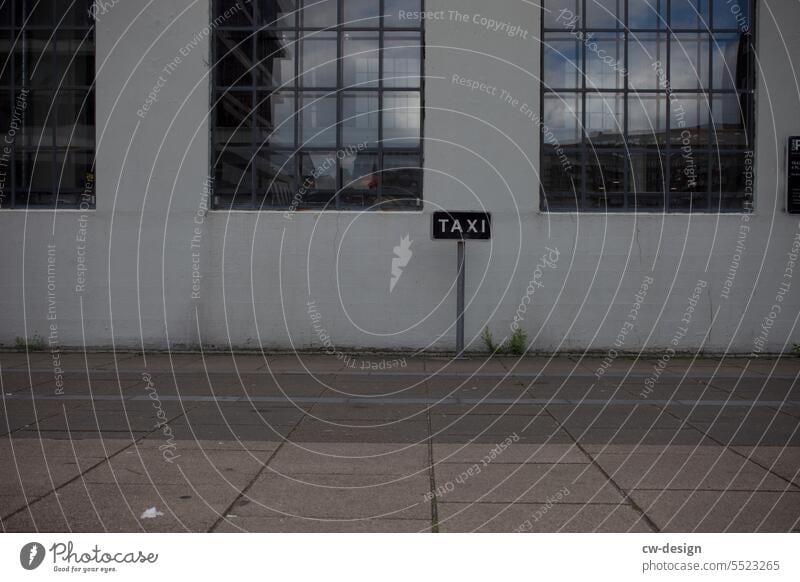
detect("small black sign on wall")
(432, 211), (492, 240)
(789, 137), (800, 214)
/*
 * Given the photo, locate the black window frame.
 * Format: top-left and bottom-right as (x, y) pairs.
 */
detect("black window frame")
(0, 0), (96, 210)
(539, 0), (756, 213)
(211, 0), (426, 211)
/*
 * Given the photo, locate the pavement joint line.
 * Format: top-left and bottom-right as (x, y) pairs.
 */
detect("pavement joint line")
(5, 393), (799, 408)
(207, 389), (323, 533)
(659, 408), (800, 491)
(6, 368), (799, 380)
(0, 407), (193, 524)
(541, 406), (662, 533)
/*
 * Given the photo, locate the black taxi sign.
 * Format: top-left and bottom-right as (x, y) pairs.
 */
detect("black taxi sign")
(432, 211), (492, 240)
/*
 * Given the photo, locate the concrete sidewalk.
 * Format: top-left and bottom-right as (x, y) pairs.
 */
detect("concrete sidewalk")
(1, 352), (798, 532)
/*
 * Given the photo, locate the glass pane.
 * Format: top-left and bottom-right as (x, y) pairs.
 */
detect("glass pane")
(541, 146), (580, 193)
(18, 150), (53, 190)
(256, 31), (295, 87)
(586, 0), (622, 29)
(586, 92), (623, 147)
(343, 32), (379, 88)
(56, 31), (94, 86)
(216, 31), (253, 87)
(23, 90), (52, 147)
(670, 0), (709, 29)
(299, 31), (336, 87)
(0, 1), (10, 26)
(669, 152), (708, 198)
(340, 151), (378, 193)
(56, 149), (93, 190)
(382, 92), (420, 148)
(62, 1), (92, 27)
(344, 0), (380, 27)
(543, 93), (582, 146)
(55, 90), (93, 147)
(23, 0), (53, 26)
(300, 150), (337, 190)
(711, 93), (750, 149)
(383, 32), (421, 88)
(712, 152), (752, 209)
(670, 33), (708, 90)
(256, 91), (295, 147)
(544, 0), (580, 29)
(301, 93), (336, 146)
(670, 94), (710, 146)
(543, 35), (581, 89)
(712, 33), (746, 91)
(22, 31), (54, 87)
(384, 0), (421, 26)
(628, 94), (667, 146)
(215, 147), (251, 192)
(215, 91), (252, 146)
(628, 0), (667, 29)
(713, 0), (749, 31)
(254, 0), (296, 27)
(585, 33), (624, 89)
(254, 152), (295, 206)
(628, 32), (666, 90)
(0, 32), (11, 86)
(300, 0), (337, 28)
(382, 153), (422, 204)
(342, 91), (378, 146)
(587, 152), (625, 200)
(629, 151), (666, 193)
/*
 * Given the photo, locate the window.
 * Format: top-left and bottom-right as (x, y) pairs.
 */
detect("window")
(212, 0), (424, 211)
(541, 0), (755, 212)
(0, 1), (95, 209)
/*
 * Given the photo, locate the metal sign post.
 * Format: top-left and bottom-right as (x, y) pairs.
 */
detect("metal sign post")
(432, 211), (492, 356)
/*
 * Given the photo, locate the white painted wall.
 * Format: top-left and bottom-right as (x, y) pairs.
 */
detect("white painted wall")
(1, 0), (799, 354)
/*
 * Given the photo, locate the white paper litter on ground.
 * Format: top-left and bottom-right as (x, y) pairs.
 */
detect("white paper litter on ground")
(140, 507), (164, 519)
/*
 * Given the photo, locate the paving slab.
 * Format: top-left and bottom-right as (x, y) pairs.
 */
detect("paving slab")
(214, 516), (432, 533)
(268, 442), (429, 475)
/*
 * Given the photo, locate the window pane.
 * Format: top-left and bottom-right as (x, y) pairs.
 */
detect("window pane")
(628, 0), (667, 29)
(215, 147), (252, 192)
(300, 0), (337, 28)
(669, 33), (708, 90)
(256, 31), (295, 88)
(544, 0), (580, 29)
(17, 150), (53, 190)
(56, 149), (93, 190)
(22, 31), (54, 88)
(255, 152), (296, 207)
(301, 93), (337, 146)
(713, 0), (749, 30)
(0, 32), (12, 86)
(669, 152), (708, 200)
(628, 94), (667, 146)
(670, 95), (710, 146)
(712, 152), (752, 210)
(254, 0), (296, 27)
(55, 90), (93, 148)
(23, 0), (53, 26)
(383, 32), (421, 88)
(299, 32), (336, 87)
(342, 91), (378, 146)
(215, 91), (252, 147)
(215, 0), (255, 27)
(382, 153), (422, 204)
(670, 0), (709, 29)
(23, 90), (52, 147)
(586, 92), (624, 147)
(383, 92), (420, 148)
(344, 0), (380, 27)
(216, 31), (253, 87)
(586, 0), (622, 29)
(343, 32), (379, 88)
(585, 33), (624, 89)
(543, 35), (581, 89)
(384, 0), (421, 26)
(544, 93), (582, 146)
(300, 151), (337, 203)
(256, 91), (295, 147)
(541, 146), (580, 193)
(0, 2), (10, 26)
(712, 33), (747, 91)
(340, 151), (378, 196)
(629, 151), (666, 193)
(711, 93), (750, 149)
(628, 32), (666, 90)
(56, 31), (94, 87)
(62, 1), (93, 27)
(587, 151), (625, 198)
